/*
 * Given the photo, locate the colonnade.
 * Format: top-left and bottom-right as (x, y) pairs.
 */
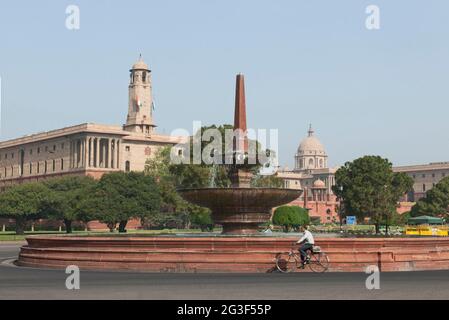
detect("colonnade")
(70, 137), (121, 169)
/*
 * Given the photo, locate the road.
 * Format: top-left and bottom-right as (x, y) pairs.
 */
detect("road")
(1, 243), (448, 300)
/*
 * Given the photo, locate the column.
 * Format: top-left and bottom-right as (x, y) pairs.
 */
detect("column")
(89, 138), (93, 167)
(84, 137), (89, 168)
(74, 140), (78, 168)
(107, 138), (112, 169)
(116, 140), (120, 170)
(96, 138), (100, 168)
(102, 140), (106, 168)
(69, 140), (73, 168)
(80, 140), (83, 167)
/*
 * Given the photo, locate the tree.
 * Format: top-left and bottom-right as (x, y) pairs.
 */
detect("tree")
(332, 155), (414, 234)
(168, 124), (274, 189)
(272, 206), (309, 232)
(411, 176), (449, 218)
(189, 207), (213, 231)
(0, 182), (49, 235)
(251, 174), (284, 188)
(88, 172), (161, 233)
(42, 176), (97, 233)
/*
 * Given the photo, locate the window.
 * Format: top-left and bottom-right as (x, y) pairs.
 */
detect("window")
(37, 147), (40, 154)
(125, 161), (130, 172)
(11, 153), (14, 159)
(61, 159), (64, 170)
(422, 174), (426, 178)
(29, 149), (33, 155)
(37, 162), (40, 173)
(29, 163), (32, 174)
(432, 173), (435, 178)
(125, 146), (130, 152)
(52, 159), (56, 171)
(44, 161), (47, 173)
(423, 184), (426, 192)
(142, 72), (147, 83)
(53, 145), (56, 151)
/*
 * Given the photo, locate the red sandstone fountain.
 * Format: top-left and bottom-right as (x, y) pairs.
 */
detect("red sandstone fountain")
(17, 75), (449, 273)
(178, 75), (302, 235)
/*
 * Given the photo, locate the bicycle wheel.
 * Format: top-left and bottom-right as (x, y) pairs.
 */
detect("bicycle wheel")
(275, 252), (297, 273)
(308, 252), (329, 273)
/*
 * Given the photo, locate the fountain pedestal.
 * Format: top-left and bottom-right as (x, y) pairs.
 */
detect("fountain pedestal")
(179, 188), (301, 235)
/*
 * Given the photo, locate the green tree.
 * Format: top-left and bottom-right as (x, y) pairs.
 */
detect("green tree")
(251, 174), (284, 188)
(189, 207), (213, 231)
(272, 206), (309, 232)
(42, 176), (97, 233)
(411, 176), (449, 218)
(87, 172), (161, 232)
(0, 182), (49, 235)
(332, 155), (414, 234)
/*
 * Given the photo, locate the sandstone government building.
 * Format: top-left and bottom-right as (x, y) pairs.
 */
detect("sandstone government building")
(0, 57), (448, 228)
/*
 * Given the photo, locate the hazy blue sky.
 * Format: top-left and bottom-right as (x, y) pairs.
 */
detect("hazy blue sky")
(0, 0), (448, 168)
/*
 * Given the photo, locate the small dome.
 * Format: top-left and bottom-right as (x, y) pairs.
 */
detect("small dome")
(297, 125), (325, 155)
(132, 55), (149, 70)
(313, 179), (326, 188)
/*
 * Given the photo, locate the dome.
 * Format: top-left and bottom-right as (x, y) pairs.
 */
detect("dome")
(313, 179), (326, 188)
(132, 55), (149, 70)
(297, 125), (325, 155)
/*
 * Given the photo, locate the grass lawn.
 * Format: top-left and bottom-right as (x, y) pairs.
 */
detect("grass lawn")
(0, 228), (219, 242)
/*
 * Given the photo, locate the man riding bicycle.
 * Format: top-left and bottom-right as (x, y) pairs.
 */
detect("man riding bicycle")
(296, 225), (314, 269)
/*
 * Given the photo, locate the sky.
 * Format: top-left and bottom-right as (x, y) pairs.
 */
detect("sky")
(0, 0), (448, 168)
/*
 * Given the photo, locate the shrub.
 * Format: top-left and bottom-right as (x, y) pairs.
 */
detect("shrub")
(272, 206), (309, 232)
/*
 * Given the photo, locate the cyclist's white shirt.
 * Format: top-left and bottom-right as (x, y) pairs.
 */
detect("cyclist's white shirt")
(298, 230), (314, 245)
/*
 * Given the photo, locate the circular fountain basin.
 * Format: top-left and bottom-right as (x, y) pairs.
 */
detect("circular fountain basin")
(178, 188), (302, 235)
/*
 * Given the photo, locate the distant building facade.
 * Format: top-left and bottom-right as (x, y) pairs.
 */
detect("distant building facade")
(277, 125), (339, 224)
(393, 162), (449, 202)
(0, 57), (184, 230)
(278, 125), (449, 222)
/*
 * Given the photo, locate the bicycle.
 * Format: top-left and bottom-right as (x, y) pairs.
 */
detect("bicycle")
(275, 243), (330, 273)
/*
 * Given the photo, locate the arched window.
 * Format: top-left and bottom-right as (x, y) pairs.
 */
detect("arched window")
(125, 161), (130, 172)
(308, 158), (314, 167)
(52, 159), (56, 171)
(29, 163), (32, 174)
(61, 159), (64, 171)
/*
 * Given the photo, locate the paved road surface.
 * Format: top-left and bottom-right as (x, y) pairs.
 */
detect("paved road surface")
(1, 243), (448, 300)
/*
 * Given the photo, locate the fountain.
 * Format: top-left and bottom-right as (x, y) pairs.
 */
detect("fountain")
(178, 74), (302, 235)
(17, 74), (449, 273)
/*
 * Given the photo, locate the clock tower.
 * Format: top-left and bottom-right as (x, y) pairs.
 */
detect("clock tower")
(124, 55), (156, 134)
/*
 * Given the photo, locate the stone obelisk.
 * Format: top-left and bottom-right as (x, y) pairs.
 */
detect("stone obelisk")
(230, 74), (252, 188)
(234, 74), (248, 152)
